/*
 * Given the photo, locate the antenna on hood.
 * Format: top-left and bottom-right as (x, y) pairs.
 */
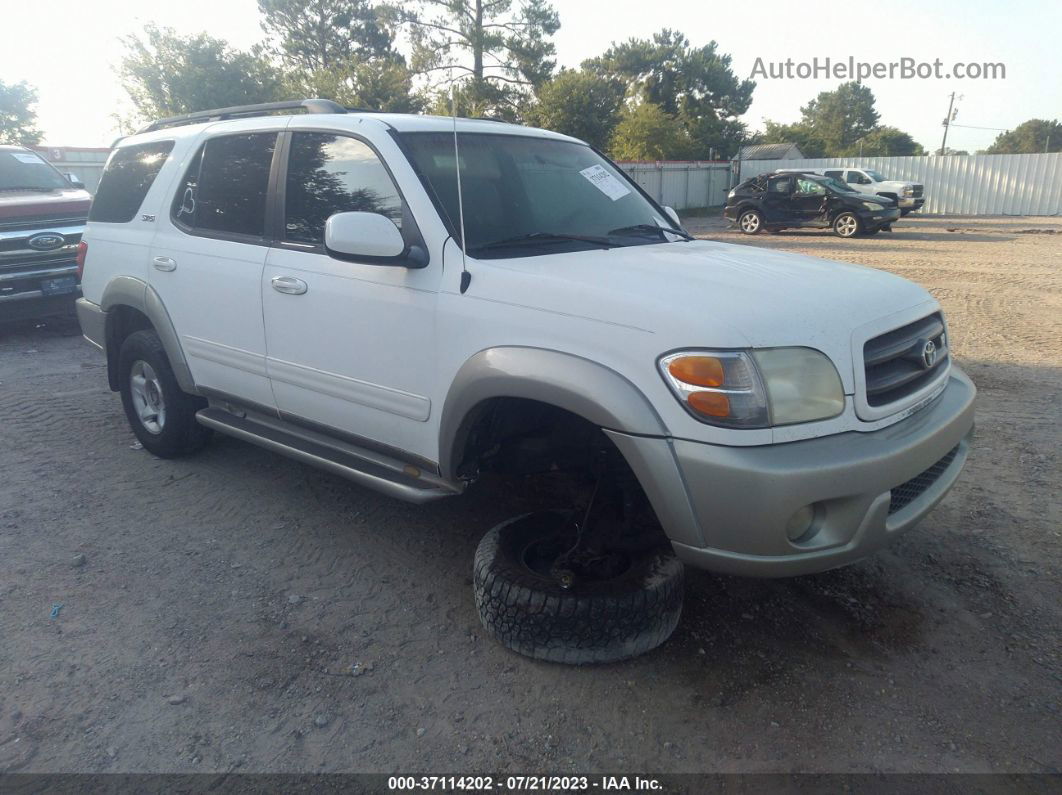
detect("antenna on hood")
(451, 84), (471, 294)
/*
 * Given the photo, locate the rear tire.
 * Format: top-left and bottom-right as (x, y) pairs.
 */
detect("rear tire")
(118, 329), (211, 458)
(738, 209), (764, 235)
(473, 511), (684, 664)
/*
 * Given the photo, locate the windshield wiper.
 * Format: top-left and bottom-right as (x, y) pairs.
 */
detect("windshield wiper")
(607, 223), (694, 241)
(469, 231), (617, 252)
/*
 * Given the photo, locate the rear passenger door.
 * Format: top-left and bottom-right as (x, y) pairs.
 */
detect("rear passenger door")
(150, 124), (283, 410)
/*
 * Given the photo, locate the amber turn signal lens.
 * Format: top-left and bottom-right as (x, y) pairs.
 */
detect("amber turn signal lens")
(688, 391), (731, 417)
(667, 356), (725, 388)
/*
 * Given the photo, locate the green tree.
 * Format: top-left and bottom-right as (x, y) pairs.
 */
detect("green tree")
(258, 0), (395, 69)
(797, 81), (880, 153)
(757, 83), (924, 158)
(585, 30), (753, 158)
(756, 120), (827, 158)
(985, 119), (1062, 154)
(0, 79), (42, 145)
(404, 0), (560, 119)
(259, 0), (421, 112)
(119, 25), (283, 120)
(848, 126), (925, 157)
(524, 69), (624, 149)
(608, 102), (692, 161)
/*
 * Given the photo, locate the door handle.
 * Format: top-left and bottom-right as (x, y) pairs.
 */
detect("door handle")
(152, 256), (177, 272)
(271, 275), (308, 295)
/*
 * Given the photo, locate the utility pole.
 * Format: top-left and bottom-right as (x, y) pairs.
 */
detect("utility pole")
(940, 92), (956, 155)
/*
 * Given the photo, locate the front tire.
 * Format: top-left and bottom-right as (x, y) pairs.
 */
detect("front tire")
(473, 511), (684, 664)
(833, 212), (862, 238)
(738, 209), (764, 235)
(118, 329), (211, 458)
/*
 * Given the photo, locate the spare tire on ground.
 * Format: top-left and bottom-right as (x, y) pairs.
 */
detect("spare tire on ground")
(473, 510), (684, 664)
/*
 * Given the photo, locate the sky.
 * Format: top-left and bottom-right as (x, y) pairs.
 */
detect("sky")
(1, 0), (1059, 152)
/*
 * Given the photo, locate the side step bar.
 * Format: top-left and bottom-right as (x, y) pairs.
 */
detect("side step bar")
(195, 407), (461, 504)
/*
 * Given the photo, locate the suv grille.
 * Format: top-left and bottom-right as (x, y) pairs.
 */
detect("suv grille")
(911, 185), (924, 198)
(888, 445), (960, 514)
(863, 313), (948, 407)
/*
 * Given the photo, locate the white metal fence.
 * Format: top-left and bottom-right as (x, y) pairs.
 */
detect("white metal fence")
(738, 153), (1062, 216)
(617, 161), (732, 210)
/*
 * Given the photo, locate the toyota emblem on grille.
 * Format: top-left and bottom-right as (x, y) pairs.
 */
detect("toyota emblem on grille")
(921, 340), (937, 369)
(28, 232), (66, 251)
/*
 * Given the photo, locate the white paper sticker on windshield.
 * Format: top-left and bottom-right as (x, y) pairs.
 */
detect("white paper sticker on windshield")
(11, 152), (45, 164)
(579, 164), (631, 201)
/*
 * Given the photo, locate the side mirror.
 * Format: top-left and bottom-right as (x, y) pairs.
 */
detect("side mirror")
(64, 172), (86, 190)
(324, 211), (426, 268)
(663, 206), (682, 227)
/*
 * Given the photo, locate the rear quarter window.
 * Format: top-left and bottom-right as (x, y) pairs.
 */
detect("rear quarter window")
(88, 141), (175, 223)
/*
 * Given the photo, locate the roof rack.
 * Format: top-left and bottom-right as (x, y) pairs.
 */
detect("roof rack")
(137, 98), (348, 134)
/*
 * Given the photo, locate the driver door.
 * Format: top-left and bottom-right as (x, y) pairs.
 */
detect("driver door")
(791, 177), (829, 223)
(261, 130), (441, 462)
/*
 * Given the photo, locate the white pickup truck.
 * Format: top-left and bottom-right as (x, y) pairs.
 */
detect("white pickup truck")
(780, 167), (925, 215)
(76, 100), (973, 664)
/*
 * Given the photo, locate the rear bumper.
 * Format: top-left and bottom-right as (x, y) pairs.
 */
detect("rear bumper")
(612, 367), (976, 577)
(75, 297), (107, 350)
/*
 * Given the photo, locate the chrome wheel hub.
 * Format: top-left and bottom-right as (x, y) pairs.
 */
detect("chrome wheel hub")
(130, 360), (166, 435)
(740, 212), (760, 233)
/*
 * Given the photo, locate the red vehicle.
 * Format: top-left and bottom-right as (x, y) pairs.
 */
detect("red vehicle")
(0, 145), (91, 321)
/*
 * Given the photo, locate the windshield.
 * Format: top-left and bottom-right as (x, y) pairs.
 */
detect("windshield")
(865, 170), (887, 182)
(400, 132), (678, 258)
(0, 149), (70, 191)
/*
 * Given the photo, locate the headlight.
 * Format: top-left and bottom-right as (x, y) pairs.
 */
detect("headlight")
(902, 187), (914, 196)
(659, 348), (844, 428)
(862, 201), (884, 211)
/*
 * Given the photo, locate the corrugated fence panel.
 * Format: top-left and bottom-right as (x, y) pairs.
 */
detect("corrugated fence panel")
(738, 154), (1062, 216)
(618, 162), (731, 210)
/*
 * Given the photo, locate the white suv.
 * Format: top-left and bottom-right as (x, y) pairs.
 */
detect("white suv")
(77, 100), (974, 663)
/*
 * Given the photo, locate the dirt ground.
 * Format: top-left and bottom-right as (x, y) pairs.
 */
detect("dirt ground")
(0, 215), (1059, 776)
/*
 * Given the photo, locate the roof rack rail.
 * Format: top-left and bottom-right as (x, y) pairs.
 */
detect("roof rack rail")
(137, 98), (348, 134)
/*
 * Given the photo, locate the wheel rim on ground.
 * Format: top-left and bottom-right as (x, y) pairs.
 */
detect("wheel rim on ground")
(740, 212), (760, 233)
(129, 359), (166, 434)
(836, 214), (858, 237)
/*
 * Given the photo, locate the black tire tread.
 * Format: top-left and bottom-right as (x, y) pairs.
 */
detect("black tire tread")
(473, 514), (684, 664)
(118, 329), (211, 458)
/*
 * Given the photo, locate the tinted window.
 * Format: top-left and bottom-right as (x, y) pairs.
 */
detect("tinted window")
(824, 170), (843, 179)
(88, 141), (174, 223)
(768, 176), (791, 193)
(284, 133), (402, 245)
(172, 133), (277, 237)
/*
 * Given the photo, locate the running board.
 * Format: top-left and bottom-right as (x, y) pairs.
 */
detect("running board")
(195, 407), (461, 504)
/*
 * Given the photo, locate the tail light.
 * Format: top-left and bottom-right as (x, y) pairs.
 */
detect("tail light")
(75, 240), (88, 280)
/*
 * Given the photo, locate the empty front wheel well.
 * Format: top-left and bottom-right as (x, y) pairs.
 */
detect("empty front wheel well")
(453, 397), (665, 539)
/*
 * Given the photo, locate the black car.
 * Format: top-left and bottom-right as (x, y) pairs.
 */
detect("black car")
(724, 172), (901, 238)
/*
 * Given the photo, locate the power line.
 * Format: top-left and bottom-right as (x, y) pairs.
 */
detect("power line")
(948, 123), (1010, 131)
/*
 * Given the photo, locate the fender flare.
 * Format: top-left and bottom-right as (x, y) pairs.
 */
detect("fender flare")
(437, 346), (667, 479)
(100, 276), (196, 394)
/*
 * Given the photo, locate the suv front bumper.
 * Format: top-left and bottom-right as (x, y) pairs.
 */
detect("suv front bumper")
(0, 262), (80, 322)
(607, 367), (975, 577)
